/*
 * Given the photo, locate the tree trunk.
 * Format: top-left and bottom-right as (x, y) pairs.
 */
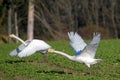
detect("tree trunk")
(27, 0), (34, 40)
(8, 7), (12, 43)
(94, 0), (99, 26)
(111, 0), (118, 38)
(15, 11), (19, 43)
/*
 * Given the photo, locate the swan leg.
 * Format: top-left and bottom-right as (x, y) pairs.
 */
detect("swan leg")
(19, 57), (25, 62)
(87, 68), (92, 75)
(41, 52), (47, 62)
(94, 64), (100, 70)
(43, 53), (47, 62)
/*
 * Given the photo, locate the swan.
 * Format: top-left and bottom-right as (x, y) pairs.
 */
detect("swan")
(9, 34), (51, 61)
(48, 32), (102, 68)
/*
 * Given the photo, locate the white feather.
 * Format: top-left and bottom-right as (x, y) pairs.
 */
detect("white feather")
(18, 39), (51, 57)
(49, 32), (102, 68)
(68, 32), (87, 52)
(9, 34), (51, 58)
(9, 40), (31, 56)
(79, 32), (101, 58)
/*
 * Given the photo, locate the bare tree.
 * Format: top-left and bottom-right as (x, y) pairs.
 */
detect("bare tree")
(101, 0), (106, 27)
(27, 0), (34, 40)
(15, 11), (19, 43)
(94, 0), (99, 26)
(83, 0), (93, 25)
(111, 0), (118, 38)
(8, 7), (12, 43)
(33, 0), (119, 39)
(34, 0), (73, 39)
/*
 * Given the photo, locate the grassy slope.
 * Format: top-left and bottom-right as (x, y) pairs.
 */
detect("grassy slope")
(0, 39), (120, 80)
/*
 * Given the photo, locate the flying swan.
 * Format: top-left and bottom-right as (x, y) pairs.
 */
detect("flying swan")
(48, 32), (102, 68)
(9, 34), (51, 60)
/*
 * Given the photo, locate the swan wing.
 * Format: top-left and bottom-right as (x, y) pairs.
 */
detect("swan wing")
(68, 32), (87, 55)
(79, 32), (101, 58)
(9, 40), (31, 56)
(18, 40), (51, 58)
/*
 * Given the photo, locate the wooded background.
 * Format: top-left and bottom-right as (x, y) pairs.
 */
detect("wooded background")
(0, 0), (120, 42)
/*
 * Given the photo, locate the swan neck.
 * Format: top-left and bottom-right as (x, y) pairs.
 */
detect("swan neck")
(13, 35), (27, 46)
(53, 50), (73, 60)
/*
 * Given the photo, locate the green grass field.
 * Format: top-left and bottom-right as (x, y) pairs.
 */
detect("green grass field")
(0, 39), (120, 80)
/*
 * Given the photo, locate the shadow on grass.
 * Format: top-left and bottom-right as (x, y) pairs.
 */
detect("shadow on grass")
(36, 70), (72, 74)
(113, 59), (120, 63)
(116, 59), (120, 62)
(4, 59), (33, 64)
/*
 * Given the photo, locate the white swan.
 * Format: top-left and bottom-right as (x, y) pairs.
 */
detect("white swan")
(48, 32), (102, 68)
(9, 34), (51, 59)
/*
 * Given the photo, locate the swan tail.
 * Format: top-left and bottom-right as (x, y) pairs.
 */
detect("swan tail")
(96, 59), (102, 62)
(93, 59), (102, 64)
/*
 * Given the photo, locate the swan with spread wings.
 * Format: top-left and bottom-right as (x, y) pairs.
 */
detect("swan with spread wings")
(9, 34), (51, 61)
(48, 32), (102, 68)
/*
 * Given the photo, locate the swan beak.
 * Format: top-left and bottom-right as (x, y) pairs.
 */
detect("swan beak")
(48, 49), (54, 53)
(9, 34), (14, 38)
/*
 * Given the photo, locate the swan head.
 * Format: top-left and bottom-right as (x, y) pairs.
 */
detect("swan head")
(48, 49), (55, 53)
(9, 34), (15, 38)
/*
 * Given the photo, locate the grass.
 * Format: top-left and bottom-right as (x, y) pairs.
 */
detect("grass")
(0, 39), (120, 80)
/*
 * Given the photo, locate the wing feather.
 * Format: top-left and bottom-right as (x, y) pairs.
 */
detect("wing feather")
(9, 40), (31, 56)
(18, 40), (51, 58)
(79, 32), (101, 58)
(68, 32), (87, 55)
